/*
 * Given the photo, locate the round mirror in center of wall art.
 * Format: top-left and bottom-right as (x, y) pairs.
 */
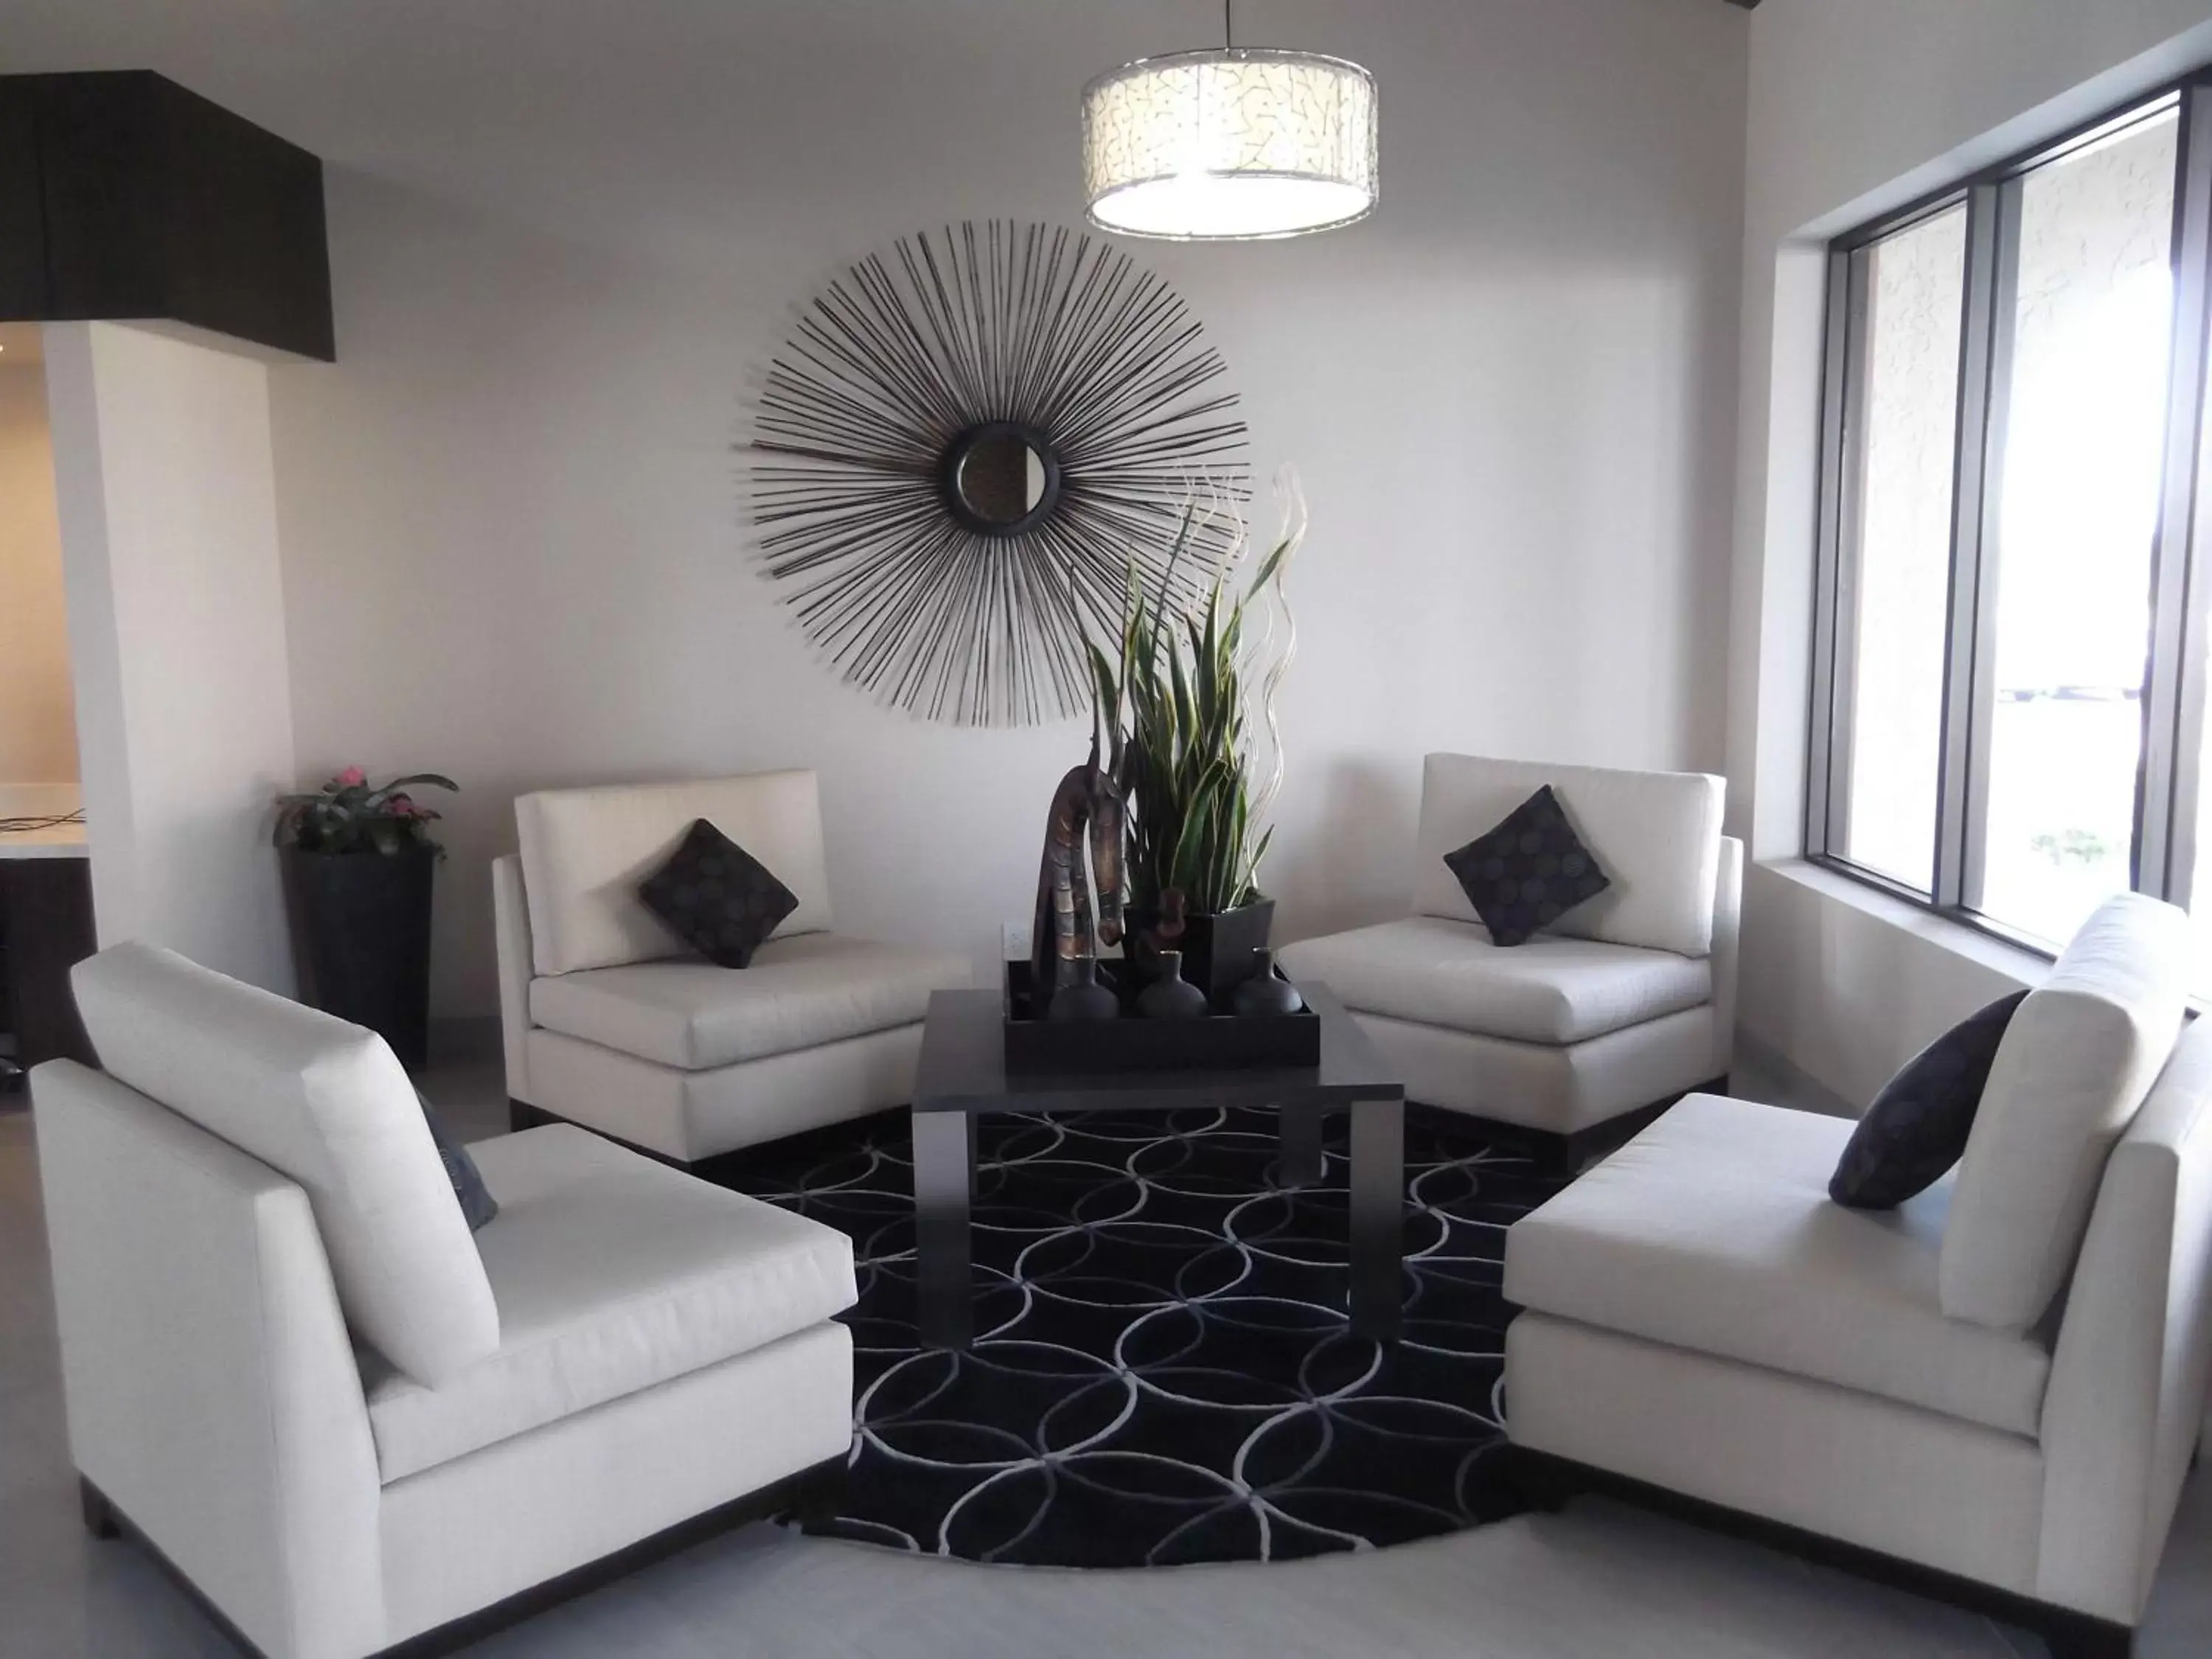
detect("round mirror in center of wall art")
(746, 221), (1251, 727)
(945, 420), (1060, 535)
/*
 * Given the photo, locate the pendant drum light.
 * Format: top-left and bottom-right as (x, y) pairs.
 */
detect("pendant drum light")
(1082, 4), (1377, 241)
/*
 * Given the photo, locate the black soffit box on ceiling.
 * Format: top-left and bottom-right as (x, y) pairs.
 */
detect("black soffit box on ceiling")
(0, 71), (335, 362)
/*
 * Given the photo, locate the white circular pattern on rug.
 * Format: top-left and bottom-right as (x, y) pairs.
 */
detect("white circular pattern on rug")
(720, 1104), (1564, 1568)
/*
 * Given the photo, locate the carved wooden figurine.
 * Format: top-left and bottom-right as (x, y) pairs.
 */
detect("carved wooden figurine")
(1029, 737), (1127, 1012)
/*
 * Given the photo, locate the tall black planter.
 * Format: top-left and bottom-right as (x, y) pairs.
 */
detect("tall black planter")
(282, 845), (435, 1071)
(1123, 899), (1276, 1012)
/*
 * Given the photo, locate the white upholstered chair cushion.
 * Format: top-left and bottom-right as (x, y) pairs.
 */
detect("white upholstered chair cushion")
(1276, 917), (1710, 1046)
(1506, 1093), (2052, 1436)
(1941, 893), (2191, 1331)
(528, 933), (967, 1071)
(516, 772), (835, 977)
(1411, 754), (1725, 958)
(361, 1125), (856, 1481)
(69, 942), (501, 1386)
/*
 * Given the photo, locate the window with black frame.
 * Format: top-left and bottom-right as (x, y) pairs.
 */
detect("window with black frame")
(1809, 81), (2212, 981)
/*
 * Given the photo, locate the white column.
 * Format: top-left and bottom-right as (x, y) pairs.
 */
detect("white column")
(44, 321), (299, 993)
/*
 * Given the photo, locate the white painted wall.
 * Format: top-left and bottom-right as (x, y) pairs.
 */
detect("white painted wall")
(0, 364), (78, 782)
(202, 0), (1751, 1018)
(44, 322), (299, 992)
(1730, 0), (2212, 1107)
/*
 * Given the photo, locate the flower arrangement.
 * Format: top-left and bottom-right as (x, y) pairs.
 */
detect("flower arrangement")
(274, 767), (458, 856)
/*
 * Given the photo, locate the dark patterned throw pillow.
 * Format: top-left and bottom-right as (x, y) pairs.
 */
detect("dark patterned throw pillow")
(1829, 990), (2030, 1210)
(416, 1090), (498, 1232)
(1442, 785), (1611, 947)
(638, 817), (798, 969)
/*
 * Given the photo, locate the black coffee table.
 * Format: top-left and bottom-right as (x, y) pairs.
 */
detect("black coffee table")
(909, 981), (1407, 1349)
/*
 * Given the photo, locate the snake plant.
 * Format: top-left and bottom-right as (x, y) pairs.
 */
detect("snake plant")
(1088, 487), (1303, 917)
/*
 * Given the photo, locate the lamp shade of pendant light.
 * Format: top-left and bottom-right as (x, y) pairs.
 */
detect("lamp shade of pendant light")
(1082, 46), (1378, 240)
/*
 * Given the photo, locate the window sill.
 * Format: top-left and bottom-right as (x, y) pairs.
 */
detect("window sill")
(1757, 857), (2056, 989)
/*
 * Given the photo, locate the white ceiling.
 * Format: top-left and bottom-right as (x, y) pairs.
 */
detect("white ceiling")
(0, 2), (1363, 163)
(0, 4), (1221, 260)
(0, 1), (1733, 263)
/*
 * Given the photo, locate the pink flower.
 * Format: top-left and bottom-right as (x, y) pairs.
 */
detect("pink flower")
(333, 765), (366, 788)
(387, 795), (415, 817)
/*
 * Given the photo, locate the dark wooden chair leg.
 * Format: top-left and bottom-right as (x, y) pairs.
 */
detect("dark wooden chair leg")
(1543, 1128), (1589, 1178)
(2039, 1612), (2135, 1659)
(1550, 1093), (1700, 1178)
(790, 1458), (848, 1529)
(80, 1477), (120, 1541)
(1504, 1446), (1579, 1514)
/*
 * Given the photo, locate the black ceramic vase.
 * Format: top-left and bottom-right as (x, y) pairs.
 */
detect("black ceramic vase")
(281, 844), (435, 1070)
(1124, 898), (1276, 1009)
(1048, 959), (1121, 1022)
(1230, 948), (1304, 1018)
(1138, 950), (1208, 1020)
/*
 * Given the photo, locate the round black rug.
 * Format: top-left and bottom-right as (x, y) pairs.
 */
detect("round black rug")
(719, 1103), (1564, 1568)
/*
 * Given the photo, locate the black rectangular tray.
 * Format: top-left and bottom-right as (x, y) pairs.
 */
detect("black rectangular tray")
(1002, 959), (1321, 1075)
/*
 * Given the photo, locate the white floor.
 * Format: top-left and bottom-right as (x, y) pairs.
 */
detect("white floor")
(2, 1065), (2208, 1659)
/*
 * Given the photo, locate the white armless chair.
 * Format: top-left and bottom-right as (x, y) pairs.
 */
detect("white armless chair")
(1279, 753), (1740, 1169)
(37, 942), (856, 1659)
(494, 769), (970, 1164)
(1504, 895), (2212, 1659)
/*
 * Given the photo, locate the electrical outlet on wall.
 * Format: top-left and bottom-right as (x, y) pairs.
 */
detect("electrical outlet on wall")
(1002, 920), (1029, 962)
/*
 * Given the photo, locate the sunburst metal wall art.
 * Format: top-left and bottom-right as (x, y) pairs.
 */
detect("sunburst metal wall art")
(747, 221), (1251, 726)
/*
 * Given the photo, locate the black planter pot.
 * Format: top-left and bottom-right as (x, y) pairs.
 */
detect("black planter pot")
(281, 844), (436, 1070)
(1123, 899), (1276, 1012)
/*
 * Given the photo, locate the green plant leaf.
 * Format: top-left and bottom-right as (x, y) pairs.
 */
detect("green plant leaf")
(1241, 824), (1274, 905)
(1087, 498), (1301, 919)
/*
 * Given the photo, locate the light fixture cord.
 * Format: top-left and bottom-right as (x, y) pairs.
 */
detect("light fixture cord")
(1225, 0), (1234, 49)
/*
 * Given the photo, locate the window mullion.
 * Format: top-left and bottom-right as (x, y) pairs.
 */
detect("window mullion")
(1933, 183), (2002, 913)
(2141, 83), (2212, 905)
(1959, 180), (2023, 915)
(1807, 248), (1857, 861)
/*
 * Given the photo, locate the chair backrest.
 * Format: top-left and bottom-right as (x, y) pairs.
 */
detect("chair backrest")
(69, 941), (500, 1385)
(514, 770), (833, 978)
(1411, 753), (1726, 957)
(2037, 1007), (2212, 1621)
(1942, 893), (2191, 1330)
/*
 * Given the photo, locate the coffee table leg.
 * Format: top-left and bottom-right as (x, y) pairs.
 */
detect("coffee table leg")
(913, 1110), (976, 1350)
(1279, 1100), (1325, 1187)
(1348, 1097), (1404, 1343)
